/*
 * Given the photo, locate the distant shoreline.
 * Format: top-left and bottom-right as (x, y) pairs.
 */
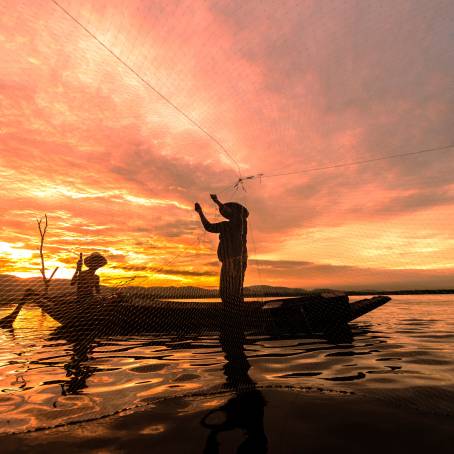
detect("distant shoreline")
(1, 274), (453, 302)
(345, 289), (454, 296)
(159, 290), (454, 298)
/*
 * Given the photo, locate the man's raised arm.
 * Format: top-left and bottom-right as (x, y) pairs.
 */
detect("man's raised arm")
(195, 202), (223, 233)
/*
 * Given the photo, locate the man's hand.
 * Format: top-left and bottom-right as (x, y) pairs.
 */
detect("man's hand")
(76, 253), (83, 270)
(194, 202), (202, 213)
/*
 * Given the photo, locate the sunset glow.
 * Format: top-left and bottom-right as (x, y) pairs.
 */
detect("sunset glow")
(1, 0), (453, 290)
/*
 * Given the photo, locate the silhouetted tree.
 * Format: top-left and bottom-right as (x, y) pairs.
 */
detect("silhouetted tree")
(37, 214), (58, 295)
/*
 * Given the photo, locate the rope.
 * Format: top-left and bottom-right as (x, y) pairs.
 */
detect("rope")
(233, 173), (264, 192)
(265, 144), (454, 178)
(49, 0), (242, 177)
(47, 2), (453, 297)
(4, 383), (354, 436)
(240, 191), (265, 303)
(49, 3), (453, 193)
(228, 144), (454, 190)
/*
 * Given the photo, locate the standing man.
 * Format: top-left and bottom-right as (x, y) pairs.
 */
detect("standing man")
(195, 194), (249, 312)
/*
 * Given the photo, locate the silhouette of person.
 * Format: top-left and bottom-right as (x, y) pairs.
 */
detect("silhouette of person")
(71, 252), (107, 302)
(195, 194), (248, 315)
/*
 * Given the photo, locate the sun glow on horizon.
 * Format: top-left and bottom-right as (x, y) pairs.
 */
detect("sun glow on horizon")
(1, 1), (453, 290)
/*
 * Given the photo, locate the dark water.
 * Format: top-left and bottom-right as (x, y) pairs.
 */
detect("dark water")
(0, 295), (453, 434)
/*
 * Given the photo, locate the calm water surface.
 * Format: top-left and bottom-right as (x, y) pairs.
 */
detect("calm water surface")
(0, 295), (453, 434)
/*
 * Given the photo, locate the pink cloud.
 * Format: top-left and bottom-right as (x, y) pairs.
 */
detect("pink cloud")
(0, 0), (453, 288)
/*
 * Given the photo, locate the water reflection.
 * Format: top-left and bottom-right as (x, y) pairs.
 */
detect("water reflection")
(201, 310), (268, 453)
(199, 314), (359, 452)
(1, 296), (453, 434)
(54, 329), (98, 396)
(0, 289), (37, 337)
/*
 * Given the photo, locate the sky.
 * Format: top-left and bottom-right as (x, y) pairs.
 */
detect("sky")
(0, 0), (453, 290)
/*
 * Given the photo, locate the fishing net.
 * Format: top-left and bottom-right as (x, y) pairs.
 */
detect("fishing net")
(1, 0), (453, 439)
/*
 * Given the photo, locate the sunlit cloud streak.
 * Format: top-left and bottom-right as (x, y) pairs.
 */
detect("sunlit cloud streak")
(0, 0), (453, 289)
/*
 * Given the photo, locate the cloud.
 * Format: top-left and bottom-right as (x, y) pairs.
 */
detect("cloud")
(248, 259), (454, 290)
(0, 0), (453, 288)
(110, 263), (216, 277)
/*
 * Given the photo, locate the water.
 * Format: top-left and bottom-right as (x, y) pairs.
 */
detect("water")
(0, 295), (453, 434)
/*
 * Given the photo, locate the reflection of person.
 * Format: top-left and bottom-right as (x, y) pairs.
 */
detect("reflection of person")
(61, 334), (96, 395)
(201, 315), (268, 453)
(195, 194), (248, 310)
(70, 252), (107, 302)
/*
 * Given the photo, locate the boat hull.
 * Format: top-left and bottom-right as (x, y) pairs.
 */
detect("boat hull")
(36, 293), (390, 336)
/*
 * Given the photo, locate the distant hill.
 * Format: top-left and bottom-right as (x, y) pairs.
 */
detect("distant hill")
(1, 274), (453, 304)
(111, 284), (310, 299)
(0, 274), (310, 302)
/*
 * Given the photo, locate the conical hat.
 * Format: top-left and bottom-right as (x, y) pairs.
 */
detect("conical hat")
(84, 252), (108, 269)
(220, 202), (249, 220)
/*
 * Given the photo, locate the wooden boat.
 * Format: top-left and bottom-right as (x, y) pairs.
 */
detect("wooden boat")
(36, 292), (391, 336)
(0, 289), (38, 328)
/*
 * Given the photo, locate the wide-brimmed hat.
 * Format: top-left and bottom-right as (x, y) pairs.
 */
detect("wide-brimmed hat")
(219, 202), (249, 221)
(84, 252), (108, 269)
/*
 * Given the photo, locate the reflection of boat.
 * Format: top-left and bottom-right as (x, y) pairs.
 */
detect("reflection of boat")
(36, 292), (390, 335)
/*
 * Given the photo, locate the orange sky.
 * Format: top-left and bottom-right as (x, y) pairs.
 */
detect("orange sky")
(1, 0), (453, 290)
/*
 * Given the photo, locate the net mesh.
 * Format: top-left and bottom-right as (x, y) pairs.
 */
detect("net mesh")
(1, 0), (453, 437)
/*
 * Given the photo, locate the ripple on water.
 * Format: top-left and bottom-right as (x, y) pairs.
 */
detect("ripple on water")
(130, 364), (167, 373)
(324, 372), (366, 382)
(277, 372), (322, 378)
(0, 296), (453, 433)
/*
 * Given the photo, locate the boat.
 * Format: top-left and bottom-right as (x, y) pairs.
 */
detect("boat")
(35, 292), (391, 336)
(0, 289), (38, 328)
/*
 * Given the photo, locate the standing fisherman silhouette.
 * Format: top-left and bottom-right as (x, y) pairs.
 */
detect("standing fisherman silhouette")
(71, 252), (107, 302)
(195, 194), (249, 320)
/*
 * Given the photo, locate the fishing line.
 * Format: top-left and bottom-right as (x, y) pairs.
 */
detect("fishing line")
(264, 143), (454, 178)
(114, 214), (210, 298)
(217, 181), (241, 196)
(229, 143), (454, 190)
(49, 2), (453, 295)
(48, 0), (243, 285)
(6, 383), (351, 436)
(49, 0), (242, 177)
(241, 190), (265, 303)
(222, 143), (454, 294)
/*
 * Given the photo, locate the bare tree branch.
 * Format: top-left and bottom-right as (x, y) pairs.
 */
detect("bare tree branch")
(37, 214), (57, 295)
(37, 215), (47, 281)
(49, 266), (59, 280)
